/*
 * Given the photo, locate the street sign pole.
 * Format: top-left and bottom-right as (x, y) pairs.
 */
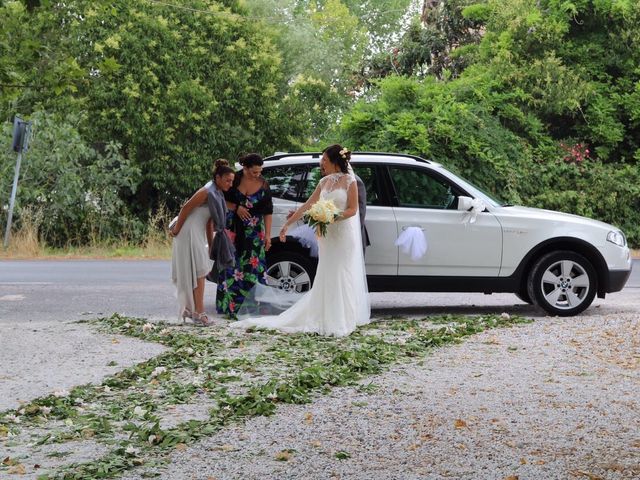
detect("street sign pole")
(3, 117), (31, 249)
(3, 150), (24, 248)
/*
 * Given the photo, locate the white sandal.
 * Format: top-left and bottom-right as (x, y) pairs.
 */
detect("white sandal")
(181, 308), (194, 324)
(192, 312), (211, 327)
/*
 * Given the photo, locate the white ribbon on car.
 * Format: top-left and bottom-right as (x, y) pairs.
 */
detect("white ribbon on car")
(462, 198), (486, 224)
(288, 224), (319, 257)
(395, 226), (427, 261)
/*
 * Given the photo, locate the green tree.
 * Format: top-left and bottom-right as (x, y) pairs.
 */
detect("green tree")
(2, 0), (310, 216)
(246, 0), (416, 141)
(362, 0), (484, 83)
(339, 0), (640, 245)
(0, 111), (140, 245)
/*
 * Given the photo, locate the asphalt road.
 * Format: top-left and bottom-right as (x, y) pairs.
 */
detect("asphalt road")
(0, 259), (637, 323)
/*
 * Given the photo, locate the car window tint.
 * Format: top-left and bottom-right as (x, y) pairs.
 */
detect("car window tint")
(303, 166), (323, 200)
(261, 165), (308, 201)
(389, 167), (454, 209)
(352, 165), (379, 206)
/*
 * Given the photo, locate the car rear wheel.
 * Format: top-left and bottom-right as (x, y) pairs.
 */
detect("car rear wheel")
(526, 251), (597, 316)
(265, 252), (316, 293)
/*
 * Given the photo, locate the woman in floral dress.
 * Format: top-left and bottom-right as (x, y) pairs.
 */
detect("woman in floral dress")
(216, 153), (273, 317)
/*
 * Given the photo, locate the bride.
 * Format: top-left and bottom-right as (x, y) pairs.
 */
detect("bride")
(229, 144), (370, 337)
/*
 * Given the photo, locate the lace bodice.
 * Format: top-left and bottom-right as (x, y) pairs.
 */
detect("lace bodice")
(319, 173), (355, 210)
(320, 187), (348, 210)
(320, 172), (355, 193)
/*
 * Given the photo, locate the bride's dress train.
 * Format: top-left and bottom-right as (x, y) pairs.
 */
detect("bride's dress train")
(230, 173), (370, 337)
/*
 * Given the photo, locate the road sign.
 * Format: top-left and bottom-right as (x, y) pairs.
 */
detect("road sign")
(4, 116), (33, 248)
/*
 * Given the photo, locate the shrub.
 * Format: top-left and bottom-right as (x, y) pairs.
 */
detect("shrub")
(0, 111), (141, 246)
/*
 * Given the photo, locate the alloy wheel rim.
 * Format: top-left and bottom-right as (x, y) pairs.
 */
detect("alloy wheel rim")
(540, 260), (590, 310)
(265, 261), (311, 293)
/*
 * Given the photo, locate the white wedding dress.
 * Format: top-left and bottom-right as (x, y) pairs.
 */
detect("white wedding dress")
(230, 172), (371, 337)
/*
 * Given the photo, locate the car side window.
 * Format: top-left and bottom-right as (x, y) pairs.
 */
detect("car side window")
(261, 165), (308, 201)
(352, 165), (379, 206)
(389, 167), (455, 209)
(302, 164), (382, 206)
(303, 166), (323, 200)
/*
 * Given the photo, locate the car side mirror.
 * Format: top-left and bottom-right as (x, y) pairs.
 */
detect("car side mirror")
(457, 196), (474, 211)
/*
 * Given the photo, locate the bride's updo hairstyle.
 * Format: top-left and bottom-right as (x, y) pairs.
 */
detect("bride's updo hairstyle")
(212, 158), (234, 178)
(239, 153), (264, 168)
(322, 144), (351, 174)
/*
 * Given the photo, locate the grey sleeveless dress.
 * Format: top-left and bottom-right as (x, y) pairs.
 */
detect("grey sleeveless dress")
(171, 205), (213, 316)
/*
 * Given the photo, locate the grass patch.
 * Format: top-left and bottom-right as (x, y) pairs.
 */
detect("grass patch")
(0, 313), (532, 479)
(0, 208), (172, 260)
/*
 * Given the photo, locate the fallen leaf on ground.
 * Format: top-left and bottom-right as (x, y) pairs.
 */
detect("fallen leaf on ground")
(304, 412), (313, 424)
(175, 443), (187, 451)
(569, 470), (603, 480)
(454, 419), (468, 428)
(8, 464), (26, 474)
(275, 450), (292, 461)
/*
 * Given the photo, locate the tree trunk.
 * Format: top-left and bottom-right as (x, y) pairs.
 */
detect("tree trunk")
(421, 0), (441, 24)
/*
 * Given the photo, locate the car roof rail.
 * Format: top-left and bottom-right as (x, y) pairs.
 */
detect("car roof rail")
(265, 151), (433, 164)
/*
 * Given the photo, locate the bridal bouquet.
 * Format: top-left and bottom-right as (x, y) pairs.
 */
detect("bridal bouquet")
(303, 199), (341, 237)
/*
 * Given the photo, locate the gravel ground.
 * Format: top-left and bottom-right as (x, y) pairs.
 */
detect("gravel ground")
(2, 292), (638, 479)
(124, 306), (640, 480)
(0, 320), (166, 411)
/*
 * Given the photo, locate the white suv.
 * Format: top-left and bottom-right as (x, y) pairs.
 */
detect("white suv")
(261, 152), (632, 316)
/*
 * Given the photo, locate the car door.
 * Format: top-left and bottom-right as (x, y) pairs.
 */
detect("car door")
(303, 163), (398, 275)
(350, 164), (399, 275)
(388, 165), (502, 276)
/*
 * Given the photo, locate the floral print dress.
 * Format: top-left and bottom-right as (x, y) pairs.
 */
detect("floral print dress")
(216, 179), (272, 317)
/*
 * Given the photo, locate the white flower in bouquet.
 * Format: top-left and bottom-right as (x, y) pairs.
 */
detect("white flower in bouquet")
(303, 199), (342, 237)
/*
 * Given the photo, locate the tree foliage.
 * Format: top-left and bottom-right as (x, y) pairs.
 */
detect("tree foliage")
(340, 0), (640, 245)
(245, 0), (416, 141)
(2, 0), (640, 247)
(0, 112), (140, 245)
(1, 0), (313, 222)
(362, 0), (484, 82)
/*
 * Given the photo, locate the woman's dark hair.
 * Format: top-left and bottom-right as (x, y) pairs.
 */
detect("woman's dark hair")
(213, 158), (234, 178)
(322, 144), (350, 174)
(238, 153), (263, 168)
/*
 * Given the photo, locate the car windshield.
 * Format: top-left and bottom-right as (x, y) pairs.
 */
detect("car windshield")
(434, 165), (506, 208)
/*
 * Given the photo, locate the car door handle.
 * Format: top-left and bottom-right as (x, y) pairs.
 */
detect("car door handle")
(401, 225), (424, 231)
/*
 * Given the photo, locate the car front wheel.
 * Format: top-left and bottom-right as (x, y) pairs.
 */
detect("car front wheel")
(265, 252), (316, 293)
(526, 251), (597, 316)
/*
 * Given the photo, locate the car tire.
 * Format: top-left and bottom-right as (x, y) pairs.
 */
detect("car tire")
(526, 250), (597, 316)
(265, 252), (317, 293)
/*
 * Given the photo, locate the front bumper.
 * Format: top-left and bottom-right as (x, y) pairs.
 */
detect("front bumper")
(606, 267), (632, 293)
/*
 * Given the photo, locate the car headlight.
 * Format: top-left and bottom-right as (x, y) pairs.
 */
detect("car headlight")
(607, 230), (626, 247)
